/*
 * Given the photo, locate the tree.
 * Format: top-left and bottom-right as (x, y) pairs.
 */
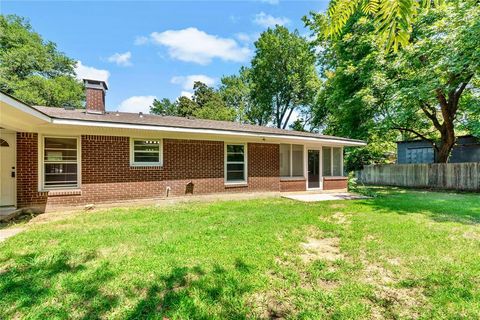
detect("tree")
(308, 0), (480, 163)
(317, 0), (445, 51)
(0, 15), (84, 107)
(384, 0), (479, 162)
(149, 98), (178, 116)
(150, 81), (236, 121)
(250, 26), (320, 129)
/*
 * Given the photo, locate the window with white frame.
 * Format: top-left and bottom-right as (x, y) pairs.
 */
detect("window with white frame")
(225, 144), (246, 183)
(280, 144), (304, 178)
(131, 139), (162, 166)
(322, 146), (343, 176)
(43, 137), (79, 189)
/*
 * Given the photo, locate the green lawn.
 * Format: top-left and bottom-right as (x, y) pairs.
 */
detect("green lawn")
(1, 188), (479, 319)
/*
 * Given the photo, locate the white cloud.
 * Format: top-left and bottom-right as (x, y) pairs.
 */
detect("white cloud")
(118, 95), (157, 114)
(235, 32), (261, 44)
(74, 61), (110, 83)
(134, 36), (149, 45)
(107, 51), (132, 66)
(180, 91), (193, 99)
(236, 32), (252, 43)
(253, 12), (290, 28)
(171, 74), (216, 90)
(150, 27), (251, 65)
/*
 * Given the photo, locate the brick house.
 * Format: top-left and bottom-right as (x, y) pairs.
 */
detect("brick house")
(0, 80), (365, 212)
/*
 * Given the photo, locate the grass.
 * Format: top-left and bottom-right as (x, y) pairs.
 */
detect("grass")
(1, 188), (479, 319)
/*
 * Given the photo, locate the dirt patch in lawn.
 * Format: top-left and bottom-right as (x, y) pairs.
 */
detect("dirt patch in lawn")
(462, 230), (480, 240)
(362, 257), (427, 318)
(249, 290), (294, 319)
(300, 237), (344, 263)
(332, 212), (349, 225)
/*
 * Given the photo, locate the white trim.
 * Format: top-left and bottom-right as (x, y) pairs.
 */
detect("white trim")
(0, 93), (51, 123)
(340, 146), (344, 175)
(331, 147), (334, 176)
(129, 138), (163, 167)
(224, 143), (248, 185)
(50, 118), (366, 147)
(38, 135), (81, 191)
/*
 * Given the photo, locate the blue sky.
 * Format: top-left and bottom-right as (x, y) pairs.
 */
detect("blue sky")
(3, 0), (328, 113)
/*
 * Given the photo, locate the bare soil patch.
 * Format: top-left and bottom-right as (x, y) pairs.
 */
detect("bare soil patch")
(332, 212), (349, 225)
(362, 257), (427, 318)
(249, 291), (294, 319)
(300, 237), (344, 263)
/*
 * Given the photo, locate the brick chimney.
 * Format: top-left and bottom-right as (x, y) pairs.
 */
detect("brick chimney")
(83, 79), (108, 114)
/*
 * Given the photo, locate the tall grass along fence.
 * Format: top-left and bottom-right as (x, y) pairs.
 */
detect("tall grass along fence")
(356, 162), (479, 191)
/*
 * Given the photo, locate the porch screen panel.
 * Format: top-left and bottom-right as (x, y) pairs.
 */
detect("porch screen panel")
(332, 147), (342, 176)
(322, 147), (332, 176)
(291, 144), (304, 177)
(279, 144), (290, 177)
(44, 137), (78, 188)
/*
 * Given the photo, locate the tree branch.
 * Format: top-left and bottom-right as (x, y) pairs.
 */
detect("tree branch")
(419, 102), (443, 131)
(392, 126), (439, 151)
(453, 74), (474, 112)
(282, 106), (295, 129)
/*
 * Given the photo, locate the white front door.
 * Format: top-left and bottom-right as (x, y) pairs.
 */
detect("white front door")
(0, 131), (16, 207)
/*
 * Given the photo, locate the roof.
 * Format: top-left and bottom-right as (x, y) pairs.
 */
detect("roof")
(397, 135), (479, 144)
(32, 106), (365, 144)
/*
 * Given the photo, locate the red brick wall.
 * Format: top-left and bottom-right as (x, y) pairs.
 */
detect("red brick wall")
(247, 143), (280, 191)
(280, 179), (307, 192)
(16, 133), (48, 209)
(323, 177), (348, 190)
(16, 135), (283, 210)
(85, 88), (105, 113)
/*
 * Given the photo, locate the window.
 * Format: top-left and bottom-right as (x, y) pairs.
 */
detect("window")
(280, 144), (304, 178)
(0, 139), (9, 147)
(225, 144), (246, 183)
(43, 137), (79, 189)
(322, 147), (343, 176)
(131, 139), (162, 166)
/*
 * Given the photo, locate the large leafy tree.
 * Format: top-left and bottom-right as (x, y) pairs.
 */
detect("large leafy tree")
(386, 1), (479, 162)
(250, 26), (320, 129)
(0, 15), (84, 107)
(219, 67), (258, 124)
(321, 0), (445, 51)
(308, 0), (479, 163)
(150, 81), (236, 121)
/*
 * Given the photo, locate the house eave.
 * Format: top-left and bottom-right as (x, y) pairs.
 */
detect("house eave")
(49, 118), (367, 146)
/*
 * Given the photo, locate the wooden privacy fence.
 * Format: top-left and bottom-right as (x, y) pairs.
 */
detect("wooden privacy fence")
(356, 162), (480, 191)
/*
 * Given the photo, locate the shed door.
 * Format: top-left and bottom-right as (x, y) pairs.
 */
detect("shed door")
(0, 132), (16, 207)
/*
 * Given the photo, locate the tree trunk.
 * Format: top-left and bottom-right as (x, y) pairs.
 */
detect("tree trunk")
(436, 128), (455, 163)
(434, 89), (457, 163)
